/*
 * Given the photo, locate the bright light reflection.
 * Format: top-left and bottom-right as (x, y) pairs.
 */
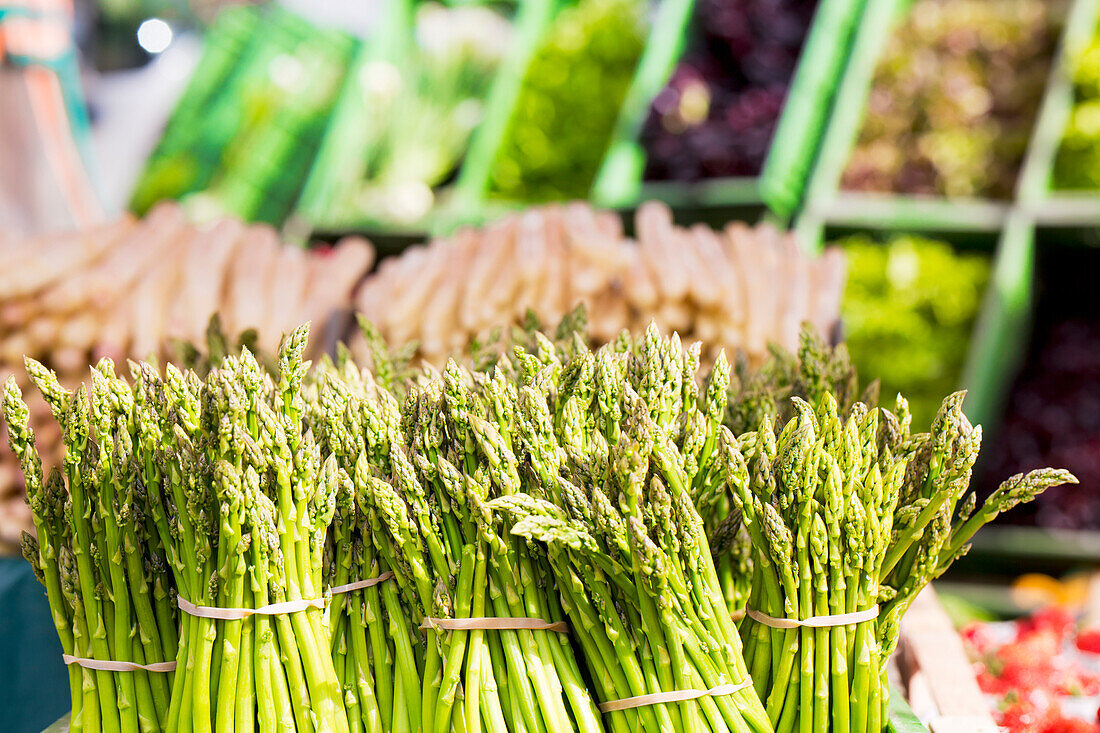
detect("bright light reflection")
(137, 19), (173, 54)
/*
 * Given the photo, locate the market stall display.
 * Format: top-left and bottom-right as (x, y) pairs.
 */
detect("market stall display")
(837, 234), (991, 429)
(0, 202), (375, 553)
(10, 0), (1100, 730)
(351, 200), (844, 369)
(841, 0), (1063, 200)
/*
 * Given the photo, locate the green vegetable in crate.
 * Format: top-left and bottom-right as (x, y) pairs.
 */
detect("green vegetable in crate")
(1055, 37), (1100, 189)
(194, 26), (355, 226)
(131, 8), (354, 227)
(839, 235), (989, 430)
(130, 6), (260, 215)
(842, 0), (1062, 199)
(301, 3), (512, 229)
(489, 0), (645, 201)
(729, 390), (1075, 733)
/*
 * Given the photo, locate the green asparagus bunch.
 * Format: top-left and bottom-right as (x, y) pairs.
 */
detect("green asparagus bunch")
(306, 346), (605, 733)
(437, 307), (859, 614)
(306, 356), (423, 733)
(727, 390), (1076, 733)
(6, 359), (179, 733)
(11, 325), (351, 733)
(471, 322), (770, 732)
(128, 325), (348, 733)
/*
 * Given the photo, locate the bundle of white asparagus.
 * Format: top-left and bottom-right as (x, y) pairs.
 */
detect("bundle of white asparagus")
(0, 201), (374, 551)
(352, 200), (845, 366)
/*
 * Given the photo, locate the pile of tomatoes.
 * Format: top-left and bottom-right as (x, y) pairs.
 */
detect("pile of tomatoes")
(963, 608), (1100, 732)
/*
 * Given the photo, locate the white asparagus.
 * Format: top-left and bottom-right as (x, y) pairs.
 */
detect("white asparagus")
(169, 217), (246, 345)
(0, 217), (133, 299)
(297, 236), (375, 343)
(222, 224), (281, 337)
(260, 243), (311, 353)
(637, 201), (690, 303)
(129, 222), (197, 360)
(42, 202), (186, 314)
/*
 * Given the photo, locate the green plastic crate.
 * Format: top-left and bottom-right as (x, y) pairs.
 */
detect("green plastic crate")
(957, 212), (1037, 438)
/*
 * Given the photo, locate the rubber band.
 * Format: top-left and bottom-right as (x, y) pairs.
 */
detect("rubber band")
(330, 571), (394, 595)
(63, 654), (176, 673)
(177, 595), (324, 620)
(598, 680), (754, 713)
(730, 608), (746, 622)
(420, 616), (570, 634)
(745, 605), (879, 629)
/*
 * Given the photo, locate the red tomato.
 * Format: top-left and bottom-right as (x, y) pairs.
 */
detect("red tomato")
(1077, 629), (1100, 655)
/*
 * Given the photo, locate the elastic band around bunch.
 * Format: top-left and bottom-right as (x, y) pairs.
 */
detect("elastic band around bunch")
(330, 571), (394, 595)
(745, 605), (879, 629)
(177, 595), (325, 620)
(63, 654), (176, 673)
(598, 680), (754, 713)
(420, 616), (570, 634)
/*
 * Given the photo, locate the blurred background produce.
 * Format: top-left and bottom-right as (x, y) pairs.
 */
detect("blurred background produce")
(979, 246), (1100, 531)
(128, 6), (355, 225)
(955, 600), (1100, 732)
(296, 2), (513, 231)
(641, 0), (818, 181)
(487, 0), (646, 202)
(837, 233), (990, 428)
(1055, 23), (1100, 190)
(841, 0), (1063, 199)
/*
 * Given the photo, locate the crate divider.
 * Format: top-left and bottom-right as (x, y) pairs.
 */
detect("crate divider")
(958, 211), (1037, 437)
